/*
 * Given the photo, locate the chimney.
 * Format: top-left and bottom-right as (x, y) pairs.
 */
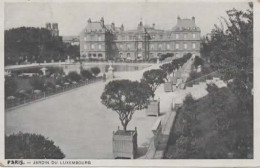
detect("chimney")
(120, 24), (124, 31)
(46, 23), (51, 30)
(192, 16), (195, 23)
(177, 16), (181, 24)
(152, 23), (155, 29)
(112, 22), (115, 31)
(100, 17), (104, 27)
(52, 23), (58, 30)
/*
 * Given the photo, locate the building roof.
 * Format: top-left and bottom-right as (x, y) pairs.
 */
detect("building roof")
(80, 21), (106, 35)
(172, 18), (200, 31)
(86, 22), (104, 32)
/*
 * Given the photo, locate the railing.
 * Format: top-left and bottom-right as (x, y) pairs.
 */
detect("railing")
(5, 77), (102, 110)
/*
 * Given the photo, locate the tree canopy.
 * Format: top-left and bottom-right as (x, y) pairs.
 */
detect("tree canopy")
(5, 132), (65, 159)
(101, 80), (153, 131)
(200, 2), (253, 112)
(90, 67), (101, 76)
(4, 27), (79, 65)
(141, 69), (165, 98)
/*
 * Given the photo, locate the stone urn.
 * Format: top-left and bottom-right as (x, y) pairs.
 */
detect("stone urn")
(113, 127), (137, 159)
(146, 98), (160, 116)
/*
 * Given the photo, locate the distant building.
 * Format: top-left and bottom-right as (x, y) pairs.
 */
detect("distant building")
(62, 36), (80, 46)
(46, 22), (59, 36)
(79, 16), (201, 61)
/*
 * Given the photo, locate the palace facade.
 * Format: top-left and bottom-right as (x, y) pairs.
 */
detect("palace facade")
(79, 16), (201, 61)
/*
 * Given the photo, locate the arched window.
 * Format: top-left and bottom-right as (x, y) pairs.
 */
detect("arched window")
(98, 53), (102, 57)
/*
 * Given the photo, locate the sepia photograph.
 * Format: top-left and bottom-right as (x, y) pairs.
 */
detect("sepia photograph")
(1, 0), (256, 165)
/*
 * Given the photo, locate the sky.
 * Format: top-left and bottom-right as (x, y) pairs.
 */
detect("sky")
(4, 1), (250, 36)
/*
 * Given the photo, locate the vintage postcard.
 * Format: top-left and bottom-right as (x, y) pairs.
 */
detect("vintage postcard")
(0, 0), (259, 167)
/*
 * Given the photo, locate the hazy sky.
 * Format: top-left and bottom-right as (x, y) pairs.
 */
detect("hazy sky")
(5, 1), (250, 36)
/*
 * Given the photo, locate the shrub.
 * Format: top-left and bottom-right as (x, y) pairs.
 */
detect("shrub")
(80, 69), (93, 80)
(67, 71), (81, 82)
(5, 77), (17, 98)
(29, 76), (45, 90)
(5, 132), (65, 159)
(90, 67), (101, 76)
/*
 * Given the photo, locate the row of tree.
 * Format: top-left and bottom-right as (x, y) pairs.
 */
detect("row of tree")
(160, 53), (192, 80)
(5, 27), (79, 65)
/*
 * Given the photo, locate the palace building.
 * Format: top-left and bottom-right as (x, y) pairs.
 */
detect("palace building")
(79, 16), (201, 61)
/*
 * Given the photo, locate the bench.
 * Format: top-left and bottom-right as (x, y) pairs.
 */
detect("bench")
(152, 118), (162, 135)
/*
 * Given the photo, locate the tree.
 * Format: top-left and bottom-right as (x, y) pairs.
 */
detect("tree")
(159, 53), (174, 61)
(141, 69), (165, 99)
(80, 69), (93, 80)
(90, 67), (101, 77)
(5, 132), (65, 159)
(5, 77), (17, 98)
(67, 71), (81, 82)
(4, 27), (79, 65)
(101, 80), (153, 131)
(160, 63), (174, 81)
(193, 56), (204, 69)
(29, 76), (45, 91)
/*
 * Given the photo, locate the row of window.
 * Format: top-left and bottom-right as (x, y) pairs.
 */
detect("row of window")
(116, 33), (197, 40)
(83, 44), (103, 50)
(83, 53), (104, 58)
(150, 43), (197, 50)
(83, 33), (198, 42)
(84, 35), (103, 41)
(84, 43), (197, 51)
(115, 43), (197, 50)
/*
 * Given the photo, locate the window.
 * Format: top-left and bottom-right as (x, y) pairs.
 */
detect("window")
(152, 35), (155, 39)
(138, 43), (142, 50)
(88, 53), (92, 57)
(98, 44), (102, 50)
(138, 35), (142, 39)
(160, 35), (163, 39)
(93, 54), (96, 57)
(151, 44), (154, 50)
(98, 53), (102, 57)
(167, 44), (170, 50)
(122, 35), (125, 40)
(184, 34), (187, 39)
(184, 43), (187, 49)
(127, 53), (131, 57)
(176, 34), (179, 39)
(159, 44), (162, 50)
(84, 37), (87, 41)
(84, 44), (87, 50)
(192, 43), (196, 49)
(193, 33), (196, 39)
(91, 44), (95, 49)
(120, 44), (123, 49)
(98, 35), (102, 41)
(127, 44), (131, 50)
(175, 43), (179, 49)
(120, 53), (123, 58)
